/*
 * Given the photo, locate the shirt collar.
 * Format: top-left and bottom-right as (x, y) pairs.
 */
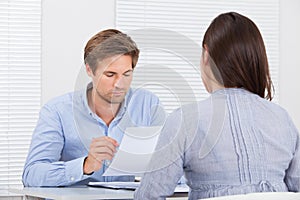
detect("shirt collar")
(82, 82), (94, 116)
(212, 87), (251, 96)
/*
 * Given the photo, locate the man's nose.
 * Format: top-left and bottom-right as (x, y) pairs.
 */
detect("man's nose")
(113, 76), (124, 88)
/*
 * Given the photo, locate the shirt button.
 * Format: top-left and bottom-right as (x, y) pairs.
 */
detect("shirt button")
(70, 177), (74, 181)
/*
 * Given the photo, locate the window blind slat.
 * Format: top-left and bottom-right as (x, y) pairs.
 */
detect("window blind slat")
(117, 0), (279, 113)
(0, 0), (41, 190)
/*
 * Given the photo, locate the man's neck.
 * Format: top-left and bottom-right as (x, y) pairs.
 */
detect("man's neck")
(87, 89), (121, 126)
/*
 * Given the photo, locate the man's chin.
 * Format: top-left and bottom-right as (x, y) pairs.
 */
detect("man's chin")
(109, 100), (123, 104)
(109, 96), (126, 104)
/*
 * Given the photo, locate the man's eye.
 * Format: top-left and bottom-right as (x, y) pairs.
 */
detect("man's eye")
(123, 72), (132, 77)
(105, 73), (114, 77)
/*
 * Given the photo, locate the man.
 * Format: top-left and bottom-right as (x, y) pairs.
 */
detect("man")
(22, 29), (166, 186)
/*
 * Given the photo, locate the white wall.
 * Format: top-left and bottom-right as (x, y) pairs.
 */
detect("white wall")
(42, 0), (115, 103)
(42, 0), (300, 130)
(279, 0), (300, 130)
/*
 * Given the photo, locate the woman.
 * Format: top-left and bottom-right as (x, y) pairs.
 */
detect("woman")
(134, 12), (299, 199)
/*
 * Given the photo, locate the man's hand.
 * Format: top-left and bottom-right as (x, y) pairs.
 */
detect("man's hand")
(83, 136), (119, 174)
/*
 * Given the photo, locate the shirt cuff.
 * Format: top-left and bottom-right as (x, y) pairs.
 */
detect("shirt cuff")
(64, 156), (91, 184)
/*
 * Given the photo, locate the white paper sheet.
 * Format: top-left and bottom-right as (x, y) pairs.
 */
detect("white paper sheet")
(88, 181), (189, 193)
(102, 126), (162, 176)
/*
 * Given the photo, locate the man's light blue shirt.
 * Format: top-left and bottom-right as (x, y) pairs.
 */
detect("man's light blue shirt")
(22, 82), (166, 186)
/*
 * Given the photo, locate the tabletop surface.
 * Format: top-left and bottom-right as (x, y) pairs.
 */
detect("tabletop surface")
(9, 185), (188, 200)
(9, 186), (134, 200)
(9, 186), (300, 200)
(201, 192), (300, 200)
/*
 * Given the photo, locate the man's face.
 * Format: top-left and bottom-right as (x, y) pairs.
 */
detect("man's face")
(89, 55), (134, 105)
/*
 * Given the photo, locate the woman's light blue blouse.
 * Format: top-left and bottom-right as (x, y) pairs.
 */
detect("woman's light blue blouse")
(134, 88), (300, 200)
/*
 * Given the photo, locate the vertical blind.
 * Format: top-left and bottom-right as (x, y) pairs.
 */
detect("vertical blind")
(116, 0), (279, 113)
(0, 0), (41, 192)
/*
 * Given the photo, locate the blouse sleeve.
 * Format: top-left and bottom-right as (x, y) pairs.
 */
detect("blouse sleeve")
(134, 108), (187, 200)
(284, 116), (300, 192)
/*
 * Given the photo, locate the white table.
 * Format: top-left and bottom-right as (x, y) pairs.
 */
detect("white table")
(11, 186), (299, 200)
(9, 186), (188, 200)
(201, 192), (300, 200)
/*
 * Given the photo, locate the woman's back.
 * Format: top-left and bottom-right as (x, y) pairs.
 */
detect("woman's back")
(183, 88), (299, 199)
(134, 12), (299, 200)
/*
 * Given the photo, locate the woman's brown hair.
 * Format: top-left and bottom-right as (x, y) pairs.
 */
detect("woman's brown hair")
(202, 12), (273, 100)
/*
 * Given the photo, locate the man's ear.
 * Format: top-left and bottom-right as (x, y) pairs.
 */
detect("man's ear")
(86, 64), (93, 77)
